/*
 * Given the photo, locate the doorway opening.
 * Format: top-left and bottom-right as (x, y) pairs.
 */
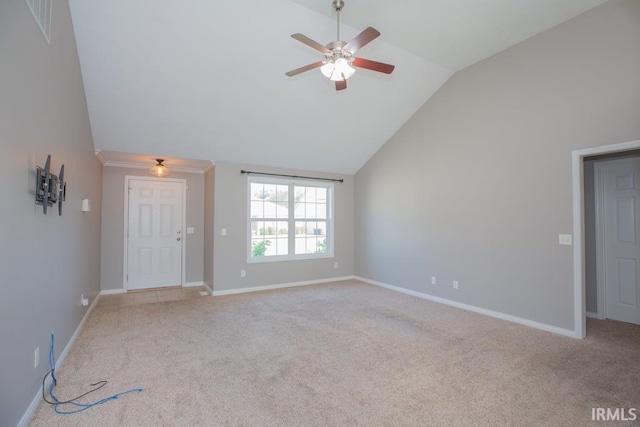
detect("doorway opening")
(572, 140), (640, 338)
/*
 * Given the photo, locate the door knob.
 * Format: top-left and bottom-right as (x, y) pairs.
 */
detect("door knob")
(177, 237), (181, 241)
(177, 230), (181, 234)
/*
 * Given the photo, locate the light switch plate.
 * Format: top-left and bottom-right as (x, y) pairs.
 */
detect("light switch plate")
(187, 227), (194, 234)
(221, 228), (227, 236)
(559, 234), (573, 246)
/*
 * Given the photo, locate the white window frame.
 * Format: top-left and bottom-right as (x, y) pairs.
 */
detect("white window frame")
(247, 176), (334, 263)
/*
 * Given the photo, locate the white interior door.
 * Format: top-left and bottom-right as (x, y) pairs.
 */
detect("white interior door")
(600, 157), (640, 325)
(127, 179), (184, 290)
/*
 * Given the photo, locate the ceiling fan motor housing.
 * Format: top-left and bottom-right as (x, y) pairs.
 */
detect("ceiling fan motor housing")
(324, 41), (354, 64)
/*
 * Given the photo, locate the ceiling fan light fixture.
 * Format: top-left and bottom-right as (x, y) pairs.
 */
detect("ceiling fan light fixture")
(149, 159), (171, 177)
(285, 0), (394, 90)
(321, 58), (355, 81)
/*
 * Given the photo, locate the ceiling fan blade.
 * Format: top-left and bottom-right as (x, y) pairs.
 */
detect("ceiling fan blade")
(335, 78), (347, 91)
(285, 61), (325, 77)
(291, 33), (330, 54)
(343, 27), (381, 54)
(352, 57), (395, 74)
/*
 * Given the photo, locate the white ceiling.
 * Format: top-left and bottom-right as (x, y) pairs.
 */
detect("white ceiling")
(291, 0), (609, 71)
(69, 0), (608, 175)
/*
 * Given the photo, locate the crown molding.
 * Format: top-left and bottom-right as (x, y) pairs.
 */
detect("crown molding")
(103, 160), (206, 174)
(95, 150), (106, 164)
(94, 151), (213, 174)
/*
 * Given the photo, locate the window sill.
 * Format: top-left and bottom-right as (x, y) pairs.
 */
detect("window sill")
(247, 253), (334, 264)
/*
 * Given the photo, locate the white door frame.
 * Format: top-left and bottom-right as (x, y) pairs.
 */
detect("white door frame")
(123, 175), (187, 291)
(572, 140), (640, 338)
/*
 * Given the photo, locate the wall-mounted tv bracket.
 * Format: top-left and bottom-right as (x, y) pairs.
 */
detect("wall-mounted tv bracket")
(58, 164), (66, 215)
(35, 155), (66, 215)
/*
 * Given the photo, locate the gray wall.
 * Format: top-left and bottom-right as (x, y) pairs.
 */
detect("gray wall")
(100, 167), (205, 291)
(0, 1), (102, 425)
(354, 0), (640, 331)
(213, 162), (354, 292)
(204, 166), (215, 289)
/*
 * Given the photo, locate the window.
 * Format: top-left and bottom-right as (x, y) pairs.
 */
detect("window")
(248, 177), (333, 262)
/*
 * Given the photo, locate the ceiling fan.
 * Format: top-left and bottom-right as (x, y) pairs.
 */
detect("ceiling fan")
(285, 0), (395, 91)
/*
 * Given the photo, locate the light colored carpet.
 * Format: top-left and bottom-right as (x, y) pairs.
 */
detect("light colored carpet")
(30, 280), (640, 426)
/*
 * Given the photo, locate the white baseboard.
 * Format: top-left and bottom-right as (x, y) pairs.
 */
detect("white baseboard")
(202, 282), (213, 295)
(100, 288), (126, 295)
(18, 293), (101, 427)
(586, 311), (604, 320)
(212, 276), (355, 296)
(355, 276), (579, 339)
(183, 281), (205, 288)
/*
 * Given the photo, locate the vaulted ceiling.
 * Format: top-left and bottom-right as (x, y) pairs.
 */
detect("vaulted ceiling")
(69, 0), (608, 174)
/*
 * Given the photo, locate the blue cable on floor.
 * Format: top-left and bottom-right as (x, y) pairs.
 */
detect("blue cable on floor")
(45, 332), (143, 414)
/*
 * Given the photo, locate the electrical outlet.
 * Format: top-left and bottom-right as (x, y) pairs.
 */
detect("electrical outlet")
(334, 262), (338, 269)
(221, 228), (227, 236)
(453, 280), (459, 289)
(431, 276), (436, 285)
(34, 347), (39, 368)
(240, 269), (246, 278)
